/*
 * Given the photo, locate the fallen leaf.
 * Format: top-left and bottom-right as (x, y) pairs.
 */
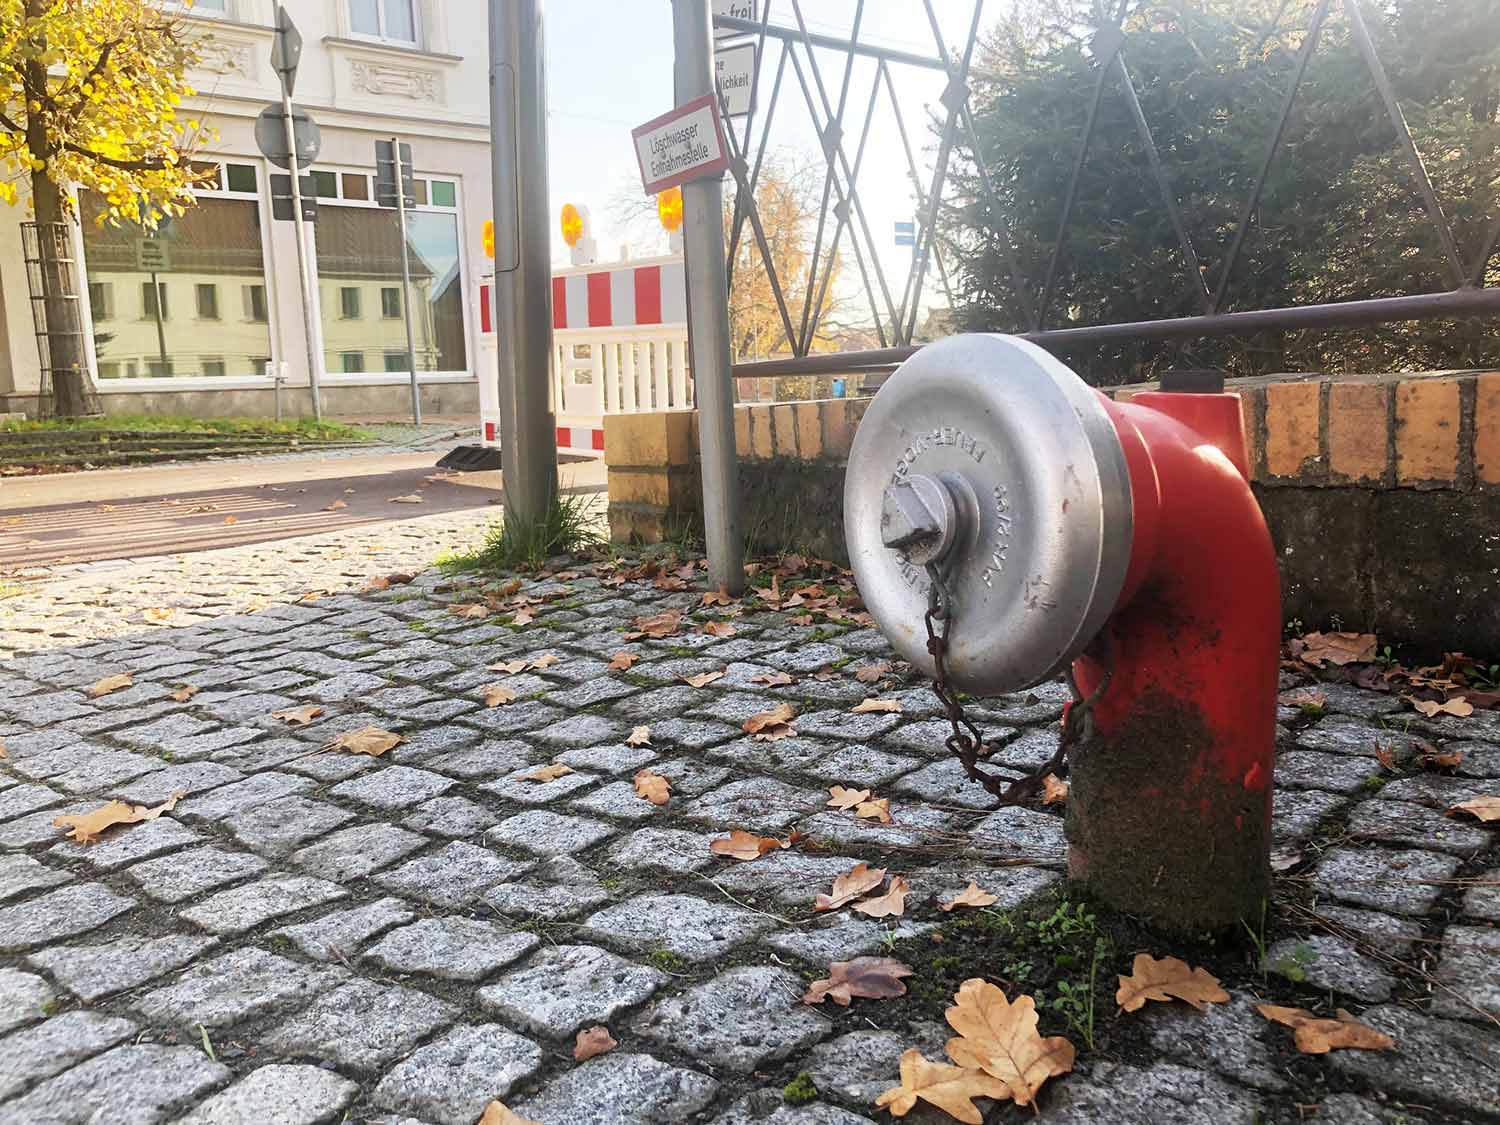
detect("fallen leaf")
(518, 763), (575, 783)
(0, 742), (6, 757)
(1374, 743), (1398, 771)
(852, 874), (910, 917)
(750, 670), (795, 686)
(143, 607), (175, 623)
(323, 727), (403, 757)
(744, 703), (797, 735)
(1447, 795), (1500, 822)
(86, 673), (133, 698)
(633, 769), (671, 805)
(803, 956), (914, 1006)
(323, 499), (347, 511)
(170, 685), (199, 703)
(854, 661), (893, 683)
(488, 658), (530, 675)
(827, 786), (871, 810)
(481, 684), (517, 707)
(607, 651), (640, 671)
(682, 670), (726, 689)
(52, 790), (187, 845)
(1279, 687), (1328, 709)
(788, 614), (815, 626)
(626, 725), (652, 747)
(1116, 953), (1230, 1012)
(709, 829), (784, 861)
(1426, 748), (1465, 768)
(874, 1048), (1010, 1124)
(939, 881), (999, 912)
(855, 798), (892, 824)
(529, 654), (560, 670)
(451, 603), (490, 619)
(572, 1025), (618, 1062)
(1254, 1004), (1396, 1054)
(389, 494), (425, 503)
(702, 588), (734, 606)
(852, 697), (902, 714)
(512, 609), (535, 627)
(815, 863), (888, 911)
(702, 621), (737, 638)
(1408, 696), (1475, 718)
(1041, 774), (1069, 805)
(944, 978), (1076, 1107)
(222, 515), (238, 525)
(1297, 631), (1377, 667)
(271, 704), (324, 726)
(362, 576), (391, 592)
(478, 1102), (541, 1125)
(624, 610), (681, 639)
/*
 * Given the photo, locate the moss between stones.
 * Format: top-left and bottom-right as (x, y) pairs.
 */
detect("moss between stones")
(781, 1071), (818, 1105)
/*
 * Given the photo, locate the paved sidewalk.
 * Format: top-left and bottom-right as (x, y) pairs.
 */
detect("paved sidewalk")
(0, 549), (1496, 1124)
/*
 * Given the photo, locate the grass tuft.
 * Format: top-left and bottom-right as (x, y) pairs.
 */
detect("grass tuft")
(440, 491), (605, 573)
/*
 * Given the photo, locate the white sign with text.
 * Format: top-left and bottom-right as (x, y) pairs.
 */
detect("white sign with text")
(632, 94), (731, 195)
(715, 40), (755, 118)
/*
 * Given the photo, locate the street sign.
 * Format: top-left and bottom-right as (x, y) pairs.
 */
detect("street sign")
(254, 103), (321, 170)
(895, 221), (915, 247)
(135, 238), (170, 272)
(715, 40), (755, 118)
(631, 94), (732, 196)
(270, 4), (303, 97)
(712, 0), (758, 37)
(375, 139), (415, 209)
(270, 173), (318, 222)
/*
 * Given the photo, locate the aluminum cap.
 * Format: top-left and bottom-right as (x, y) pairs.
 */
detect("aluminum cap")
(844, 334), (1133, 694)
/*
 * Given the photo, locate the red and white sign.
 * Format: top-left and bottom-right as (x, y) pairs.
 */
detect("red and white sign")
(631, 93), (730, 196)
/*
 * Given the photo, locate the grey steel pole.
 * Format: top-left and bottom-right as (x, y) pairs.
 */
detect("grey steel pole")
(391, 135), (422, 425)
(488, 0), (557, 526)
(280, 91), (323, 420)
(672, 0), (745, 594)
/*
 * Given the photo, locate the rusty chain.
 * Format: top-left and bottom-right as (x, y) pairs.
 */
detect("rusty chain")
(922, 562), (1112, 808)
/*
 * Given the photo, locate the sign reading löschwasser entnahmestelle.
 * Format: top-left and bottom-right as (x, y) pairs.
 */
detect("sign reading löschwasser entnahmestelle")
(631, 93), (731, 196)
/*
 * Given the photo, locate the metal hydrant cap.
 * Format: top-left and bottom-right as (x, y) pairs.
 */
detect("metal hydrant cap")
(844, 334), (1134, 694)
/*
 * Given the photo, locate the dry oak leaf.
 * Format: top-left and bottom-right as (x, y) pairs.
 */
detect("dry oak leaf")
(487, 658), (530, 675)
(271, 704), (324, 727)
(852, 697), (902, 714)
(855, 798), (892, 824)
(222, 515), (238, 525)
(481, 684), (517, 708)
(874, 1048), (1010, 1125)
(1423, 747), (1465, 769)
(572, 1025), (618, 1062)
(143, 607), (175, 623)
(607, 651), (640, 671)
(625, 725), (652, 747)
(1041, 774), (1069, 805)
(450, 603), (490, 620)
(323, 727), (404, 757)
(323, 499), (347, 511)
(53, 790), (187, 845)
(1408, 696), (1475, 718)
(701, 621), (737, 638)
(1116, 953), (1230, 1012)
(529, 653), (561, 670)
(803, 956), (915, 1007)
(518, 763), (575, 783)
(939, 881), (999, 913)
(624, 610), (681, 640)
(855, 661), (893, 684)
(86, 673), (133, 698)
(1447, 795), (1500, 822)
(170, 685), (199, 703)
(1254, 1004), (1396, 1054)
(816, 863), (888, 911)
(1297, 631), (1377, 667)
(1374, 743), (1398, 772)
(750, 671), (795, 687)
(709, 829), (785, 861)
(478, 1102), (542, 1125)
(744, 703), (797, 737)
(827, 786), (872, 811)
(633, 769), (671, 806)
(944, 978), (1076, 1108)
(682, 670), (726, 689)
(702, 588), (734, 606)
(852, 874), (910, 918)
(511, 609), (536, 627)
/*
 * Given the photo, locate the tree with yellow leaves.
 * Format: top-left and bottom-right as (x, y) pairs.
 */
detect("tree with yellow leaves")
(0, 0), (207, 415)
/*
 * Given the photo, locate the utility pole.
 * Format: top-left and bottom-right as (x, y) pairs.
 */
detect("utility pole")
(488, 0), (558, 525)
(672, 0), (745, 593)
(390, 135), (422, 425)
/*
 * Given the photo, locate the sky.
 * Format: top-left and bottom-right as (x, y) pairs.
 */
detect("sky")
(541, 1), (991, 331)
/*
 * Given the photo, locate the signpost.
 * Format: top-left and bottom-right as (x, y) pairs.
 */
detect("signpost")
(711, 0), (758, 37)
(714, 40), (755, 118)
(895, 221), (915, 247)
(631, 93), (732, 196)
(375, 138), (421, 424)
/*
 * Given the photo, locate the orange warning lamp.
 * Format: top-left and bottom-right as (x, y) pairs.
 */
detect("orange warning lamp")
(482, 219), (494, 259)
(657, 186), (683, 233)
(560, 203), (585, 249)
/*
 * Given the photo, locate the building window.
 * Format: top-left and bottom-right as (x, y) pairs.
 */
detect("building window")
(142, 281), (168, 320)
(342, 351), (366, 373)
(81, 193), (274, 379)
(224, 163), (257, 193)
(430, 180), (456, 208)
(384, 351), (408, 372)
(243, 284), (268, 322)
(350, 0), (417, 45)
(339, 287), (362, 319)
(381, 287), (402, 319)
(252, 357), (272, 376)
(311, 170), (339, 198)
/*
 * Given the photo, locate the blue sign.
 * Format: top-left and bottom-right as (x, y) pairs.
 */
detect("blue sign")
(894, 220), (915, 247)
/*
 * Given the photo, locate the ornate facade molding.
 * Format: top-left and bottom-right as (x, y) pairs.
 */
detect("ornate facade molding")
(194, 40), (254, 80)
(348, 59), (442, 103)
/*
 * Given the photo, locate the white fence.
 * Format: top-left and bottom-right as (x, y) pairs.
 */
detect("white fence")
(551, 324), (693, 419)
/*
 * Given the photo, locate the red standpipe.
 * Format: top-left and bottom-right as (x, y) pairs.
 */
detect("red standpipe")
(1068, 390), (1281, 932)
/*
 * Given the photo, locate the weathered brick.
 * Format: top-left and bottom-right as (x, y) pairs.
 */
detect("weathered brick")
(794, 402), (822, 460)
(822, 399), (853, 460)
(603, 410), (693, 468)
(750, 406), (774, 460)
(734, 405), (751, 456)
(1395, 376), (1460, 484)
(1327, 381), (1389, 483)
(1264, 380), (1321, 477)
(1474, 371), (1500, 485)
(771, 404), (798, 457)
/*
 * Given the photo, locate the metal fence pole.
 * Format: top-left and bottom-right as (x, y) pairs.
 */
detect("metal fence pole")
(489, 0), (558, 526)
(280, 86), (323, 420)
(391, 135), (422, 425)
(673, 0), (745, 594)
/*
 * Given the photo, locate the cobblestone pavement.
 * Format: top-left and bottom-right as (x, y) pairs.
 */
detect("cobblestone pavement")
(0, 548), (1496, 1124)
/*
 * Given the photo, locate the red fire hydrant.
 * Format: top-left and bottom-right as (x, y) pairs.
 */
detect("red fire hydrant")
(846, 334), (1280, 932)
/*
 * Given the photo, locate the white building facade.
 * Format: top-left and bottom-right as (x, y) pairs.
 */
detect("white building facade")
(0, 0), (495, 418)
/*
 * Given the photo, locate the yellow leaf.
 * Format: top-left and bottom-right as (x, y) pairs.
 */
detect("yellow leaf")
(517, 763), (574, 783)
(625, 725), (652, 747)
(851, 874), (910, 917)
(450, 603), (490, 619)
(854, 798), (892, 824)
(170, 684), (199, 703)
(1409, 696), (1475, 718)
(1447, 795), (1500, 822)
(633, 769), (671, 806)
(873, 1048), (1009, 1124)
(143, 607), (175, 623)
(815, 863), (887, 911)
(826, 785), (871, 810)
(682, 670), (725, 688)
(53, 790), (187, 845)
(1116, 953), (1229, 1012)
(477, 1102), (542, 1125)
(86, 672), (133, 698)
(322, 727), (403, 757)
(939, 881), (999, 912)
(944, 979), (1076, 1106)
(487, 659), (530, 675)
(852, 697), (902, 713)
(1041, 774), (1069, 804)
(481, 684), (517, 707)
(270, 704), (324, 727)
(1255, 1004), (1396, 1054)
